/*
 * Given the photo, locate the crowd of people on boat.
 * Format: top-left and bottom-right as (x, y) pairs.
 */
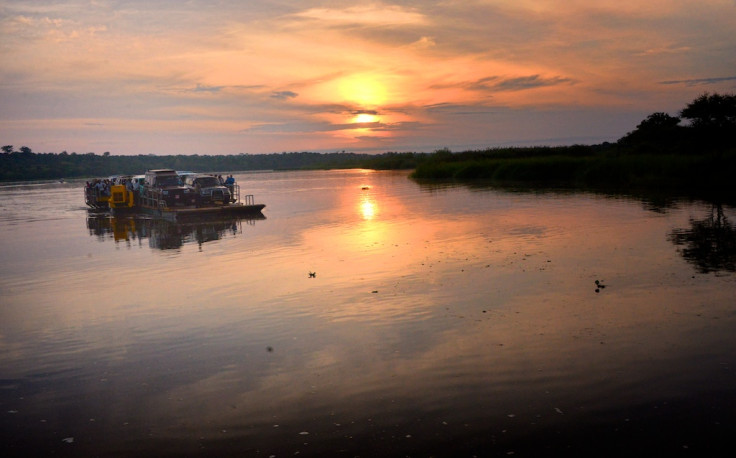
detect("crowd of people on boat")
(86, 178), (112, 196)
(86, 173), (237, 200)
(86, 176), (143, 197)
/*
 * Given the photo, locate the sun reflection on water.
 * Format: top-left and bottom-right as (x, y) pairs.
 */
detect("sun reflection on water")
(360, 194), (377, 220)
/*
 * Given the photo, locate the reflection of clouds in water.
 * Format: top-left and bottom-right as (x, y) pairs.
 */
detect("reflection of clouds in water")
(5, 173), (736, 456)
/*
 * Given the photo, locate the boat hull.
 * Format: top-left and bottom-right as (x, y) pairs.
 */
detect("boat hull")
(140, 203), (266, 222)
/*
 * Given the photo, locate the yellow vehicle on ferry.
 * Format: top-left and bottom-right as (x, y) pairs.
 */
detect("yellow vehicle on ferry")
(108, 175), (143, 214)
(84, 175), (142, 212)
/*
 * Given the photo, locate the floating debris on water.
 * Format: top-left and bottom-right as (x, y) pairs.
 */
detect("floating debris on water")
(308, 271), (316, 278)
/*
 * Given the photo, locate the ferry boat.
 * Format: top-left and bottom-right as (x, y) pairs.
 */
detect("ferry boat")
(85, 170), (265, 221)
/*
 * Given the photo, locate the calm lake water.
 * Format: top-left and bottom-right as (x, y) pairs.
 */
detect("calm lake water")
(1, 169), (735, 457)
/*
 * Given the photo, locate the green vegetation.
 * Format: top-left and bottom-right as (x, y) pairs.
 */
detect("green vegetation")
(412, 147), (735, 193)
(3, 93), (734, 198)
(0, 150), (417, 182)
(410, 93), (736, 197)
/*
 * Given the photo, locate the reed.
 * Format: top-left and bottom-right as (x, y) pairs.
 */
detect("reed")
(410, 147), (736, 197)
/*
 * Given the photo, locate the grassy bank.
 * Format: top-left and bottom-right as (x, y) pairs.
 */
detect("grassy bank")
(409, 146), (736, 198)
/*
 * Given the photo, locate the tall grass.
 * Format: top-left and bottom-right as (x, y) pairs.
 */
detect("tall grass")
(411, 148), (736, 197)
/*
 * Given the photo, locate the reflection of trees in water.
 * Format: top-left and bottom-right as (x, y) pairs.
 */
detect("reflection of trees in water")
(86, 215), (261, 250)
(419, 181), (694, 214)
(668, 204), (736, 273)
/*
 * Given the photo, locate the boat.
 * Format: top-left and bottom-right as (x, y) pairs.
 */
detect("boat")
(85, 170), (265, 221)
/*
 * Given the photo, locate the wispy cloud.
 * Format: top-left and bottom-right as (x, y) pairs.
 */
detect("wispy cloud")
(432, 75), (575, 93)
(658, 76), (736, 86)
(635, 46), (692, 56)
(485, 75), (575, 92)
(290, 5), (428, 27)
(271, 91), (298, 100)
(193, 84), (225, 94)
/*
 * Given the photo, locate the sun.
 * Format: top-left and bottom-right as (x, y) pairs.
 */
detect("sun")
(353, 113), (379, 124)
(337, 74), (388, 107)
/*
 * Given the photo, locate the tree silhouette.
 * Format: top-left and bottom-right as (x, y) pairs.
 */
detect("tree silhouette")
(618, 112), (683, 153)
(619, 92), (736, 153)
(680, 92), (736, 150)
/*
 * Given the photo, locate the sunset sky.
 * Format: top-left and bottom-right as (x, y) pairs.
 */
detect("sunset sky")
(1, 0), (735, 155)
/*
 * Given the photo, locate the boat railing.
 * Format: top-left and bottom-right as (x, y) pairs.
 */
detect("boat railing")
(84, 186), (111, 209)
(243, 194), (255, 205)
(226, 183), (240, 203)
(84, 187), (94, 207)
(141, 187), (168, 210)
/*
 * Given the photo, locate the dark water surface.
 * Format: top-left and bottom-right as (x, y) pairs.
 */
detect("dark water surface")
(1, 170), (735, 457)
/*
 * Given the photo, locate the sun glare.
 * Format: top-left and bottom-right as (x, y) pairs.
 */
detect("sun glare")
(338, 74), (388, 107)
(353, 113), (379, 124)
(360, 194), (376, 220)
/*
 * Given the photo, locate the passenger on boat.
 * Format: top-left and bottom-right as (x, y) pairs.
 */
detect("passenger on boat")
(95, 179), (110, 196)
(224, 175), (235, 185)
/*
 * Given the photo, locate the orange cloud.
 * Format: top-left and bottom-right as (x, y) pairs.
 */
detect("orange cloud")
(1, 0), (735, 154)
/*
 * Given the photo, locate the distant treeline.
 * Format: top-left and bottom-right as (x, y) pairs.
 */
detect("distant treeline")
(0, 149), (421, 182)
